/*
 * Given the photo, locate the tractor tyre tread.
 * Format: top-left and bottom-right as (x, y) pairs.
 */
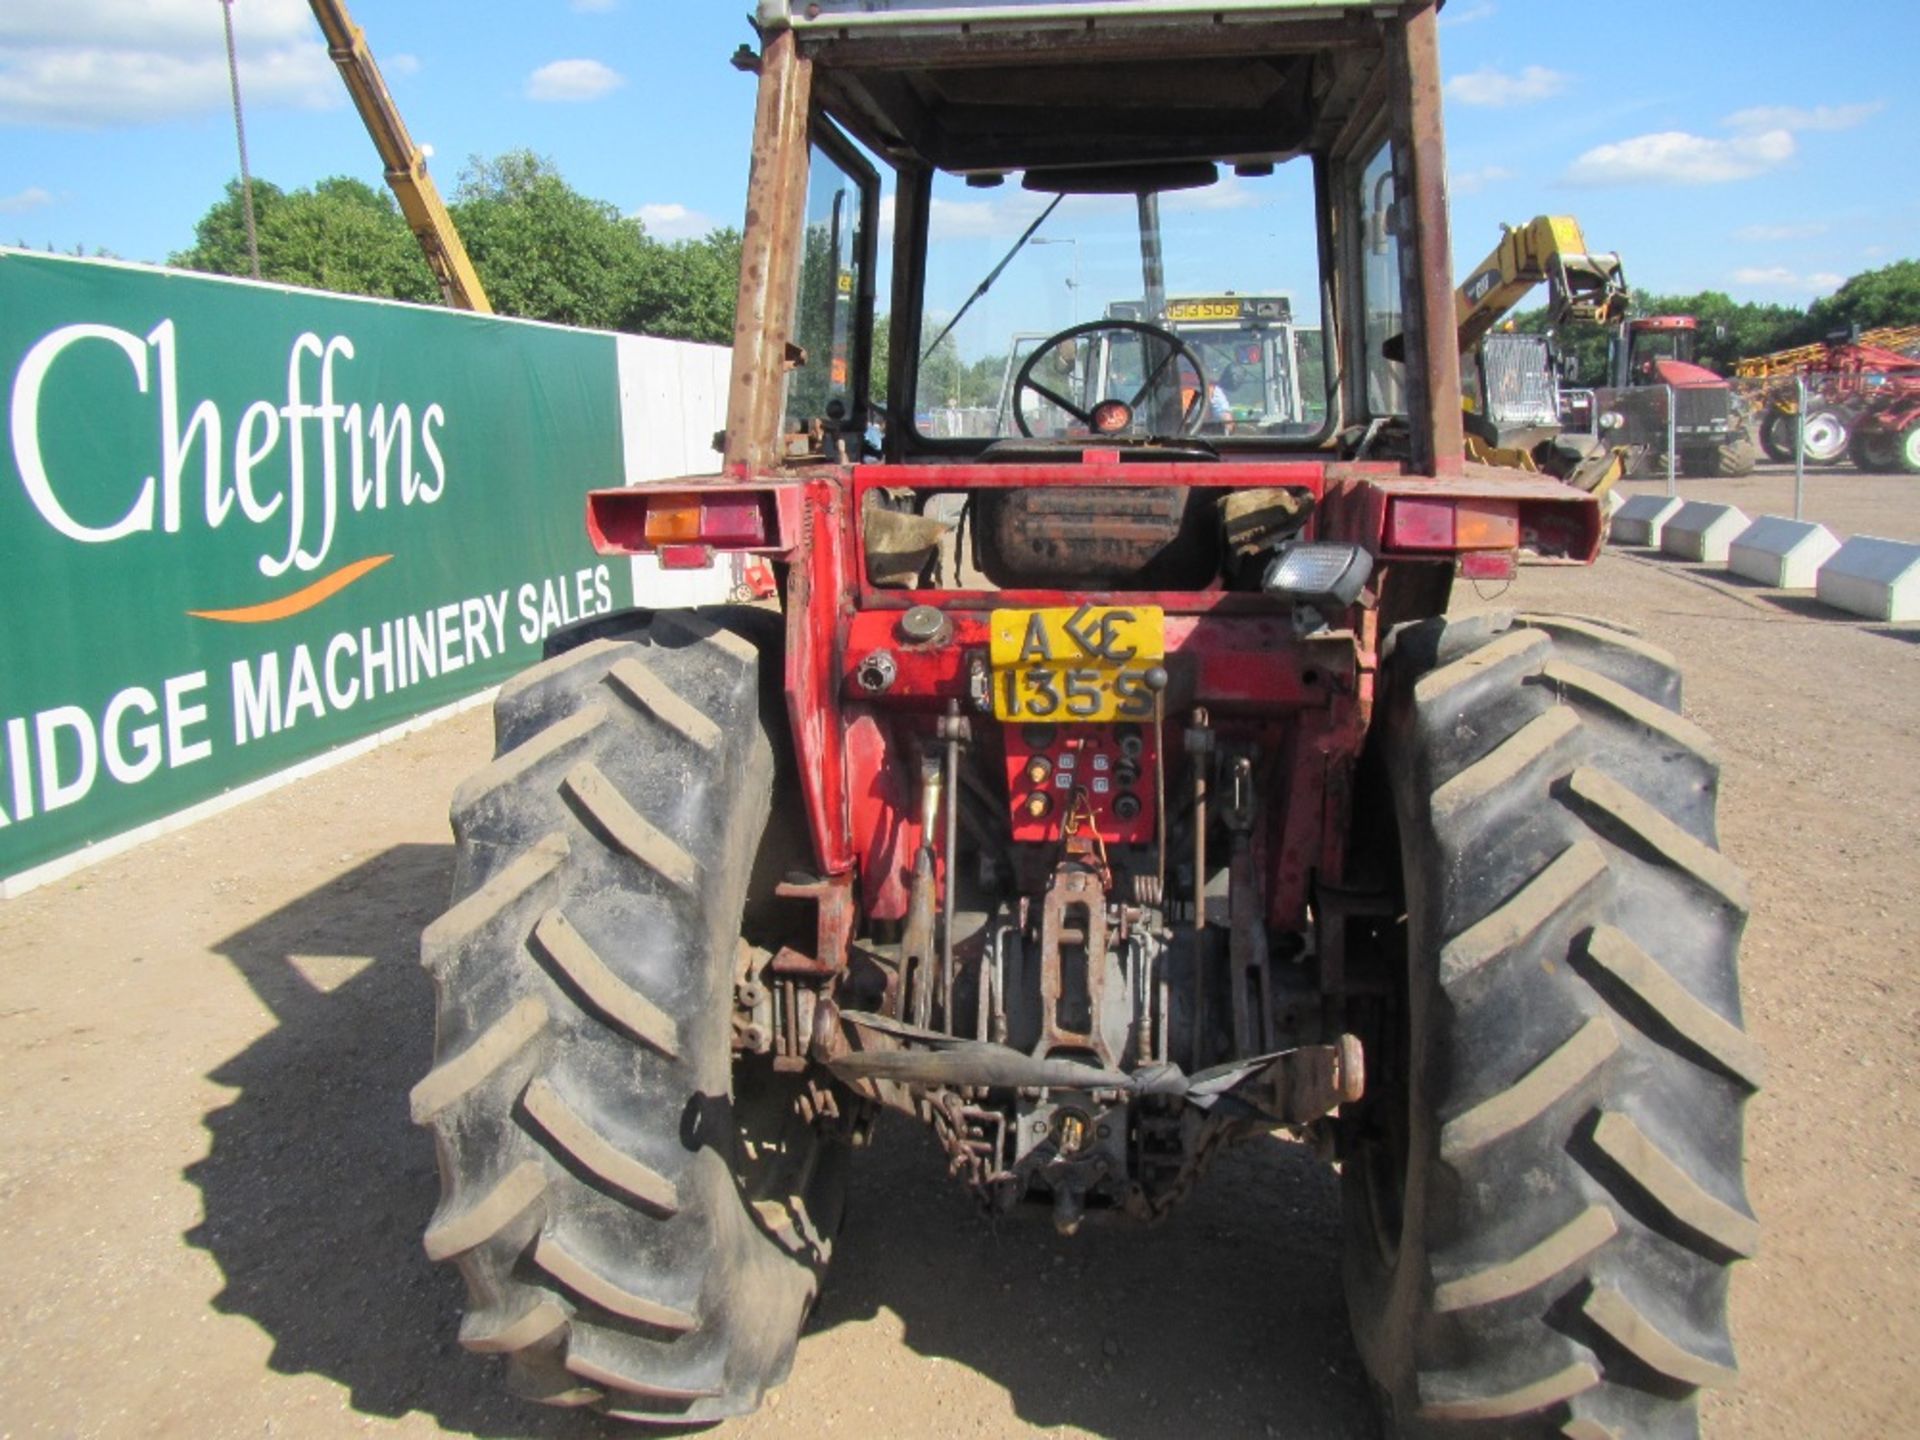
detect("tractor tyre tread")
(1347, 610), (1755, 1440)
(416, 609), (836, 1425)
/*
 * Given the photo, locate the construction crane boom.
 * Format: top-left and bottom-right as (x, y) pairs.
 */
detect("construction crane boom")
(308, 0), (491, 312)
(1455, 216), (1625, 355)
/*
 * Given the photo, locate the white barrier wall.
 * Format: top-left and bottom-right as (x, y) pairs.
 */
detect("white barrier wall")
(616, 334), (736, 609)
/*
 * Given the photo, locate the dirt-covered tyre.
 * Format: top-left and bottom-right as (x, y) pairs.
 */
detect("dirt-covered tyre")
(412, 608), (844, 1424)
(1708, 439), (1756, 478)
(1342, 611), (1759, 1439)
(1849, 427), (1898, 473)
(1800, 406), (1852, 465)
(1757, 411), (1794, 464)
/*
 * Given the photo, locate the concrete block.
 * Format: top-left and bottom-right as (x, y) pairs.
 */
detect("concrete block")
(1816, 535), (1920, 622)
(1609, 494), (1682, 547)
(1660, 501), (1750, 563)
(1603, 489), (1625, 519)
(1728, 516), (1843, 589)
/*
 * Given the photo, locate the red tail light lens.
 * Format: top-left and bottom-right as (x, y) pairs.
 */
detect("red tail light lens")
(697, 495), (769, 547)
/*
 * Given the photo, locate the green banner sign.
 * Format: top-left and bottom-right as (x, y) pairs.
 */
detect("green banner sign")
(0, 251), (668, 885)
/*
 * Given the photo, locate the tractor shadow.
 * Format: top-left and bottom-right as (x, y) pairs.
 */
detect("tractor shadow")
(184, 842), (598, 1438)
(185, 840), (1375, 1439)
(805, 1122), (1378, 1438)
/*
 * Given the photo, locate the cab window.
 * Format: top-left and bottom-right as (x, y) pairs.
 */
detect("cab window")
(1358, 143), (1405, 418)
(787, 129), (875, 441)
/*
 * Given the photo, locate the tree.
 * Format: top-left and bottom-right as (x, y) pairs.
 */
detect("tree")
(1801, 259), (1920, 341)
(626, 227), (740, 344)
(449, 151), (651, 330)
(169, 176), (438, 303)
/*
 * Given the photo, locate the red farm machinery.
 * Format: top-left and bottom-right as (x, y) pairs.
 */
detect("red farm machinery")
(1737, 325), (1920, 472)
(410, 4), (1757, 1435)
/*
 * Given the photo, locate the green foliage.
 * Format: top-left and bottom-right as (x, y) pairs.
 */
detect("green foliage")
(1802, 259), (1920, 339)
(632, 227), (742, 343)
(170, 154), (741, 344)
(450, 151), (649, 330)
(874, 317), (1002, 416)
(169, 177), (439, 304)
(917, 329), (1005, 411)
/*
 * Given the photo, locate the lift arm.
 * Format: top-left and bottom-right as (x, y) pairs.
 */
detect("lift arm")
(308, 0), (492, 312)
(1455, 216), (1624, 355)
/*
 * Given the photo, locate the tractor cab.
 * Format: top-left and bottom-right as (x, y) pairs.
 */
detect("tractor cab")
(1614, 314), (1717, 388)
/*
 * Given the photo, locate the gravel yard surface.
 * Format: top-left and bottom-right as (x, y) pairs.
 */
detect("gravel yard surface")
(0, 550), (1914, 1438)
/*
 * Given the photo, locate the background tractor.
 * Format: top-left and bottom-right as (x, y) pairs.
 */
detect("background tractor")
(1602, 314), (1758, 478)
(411, 3), (1757, 1434)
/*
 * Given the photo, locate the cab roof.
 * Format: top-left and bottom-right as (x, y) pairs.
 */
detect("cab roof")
(785, 2), (1414, 174)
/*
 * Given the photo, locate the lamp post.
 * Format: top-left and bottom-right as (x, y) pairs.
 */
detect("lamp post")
(1031, 237), (1080, 324)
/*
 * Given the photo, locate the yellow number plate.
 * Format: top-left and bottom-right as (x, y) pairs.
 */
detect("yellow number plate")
(988, 605), (1164, 723)
(1166, 299), (1240, 321)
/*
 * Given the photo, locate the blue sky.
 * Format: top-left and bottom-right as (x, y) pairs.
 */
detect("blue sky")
(3, 0), (1912, 314)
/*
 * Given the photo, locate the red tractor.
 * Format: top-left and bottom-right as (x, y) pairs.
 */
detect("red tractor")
(413, 4), (1757, 1435)
(1603, 314), (1757, 477)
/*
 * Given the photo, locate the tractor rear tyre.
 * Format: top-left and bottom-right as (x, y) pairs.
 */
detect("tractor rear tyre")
(412, 609), (844, 1424)
(1850, 427), (1898, 473)
(1757, 411), (1795, 464)
(1342, 612), (1758, 1439)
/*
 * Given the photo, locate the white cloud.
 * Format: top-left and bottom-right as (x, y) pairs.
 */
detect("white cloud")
(1445, 65), (1568, 108)
(928, 190), (1054, 240)
(570, 0), (619, 10)
(1440, 2), (1497, 26)
(0, 0), (312, 49)
(1731, 266), (1845, 293)
(633, 202), (718, 241)
(1724, 101), (1883, 135)
(0, 185), (53, 214)
(1160, 173), (1259, 214)
(1734, 221), (1828, 242)
(1565, 128), (1795, 186)
(383, 53), (422, 78)
(0, 0), (336, 128)
(525, 58), (623, 102)
(1451, 164), (1514, 196)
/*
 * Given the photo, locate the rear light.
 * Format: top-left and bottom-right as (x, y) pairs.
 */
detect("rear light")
(698, 495), (770, 547)
(1385, 497), (1454, 549)
(589, 490), (776, 556)
(1458, 549), (1517, 581)
(643, 504), (702, 544)
(1385, 497), (1520, 551)
(658, 543), (716, 570)
(1455, 501), (1521, 549)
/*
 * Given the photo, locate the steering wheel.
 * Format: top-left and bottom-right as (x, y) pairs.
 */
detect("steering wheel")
(1011, 318), (1211, 439)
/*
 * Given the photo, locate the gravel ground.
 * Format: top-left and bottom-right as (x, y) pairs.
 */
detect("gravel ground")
(0, 550), (1915, 1439)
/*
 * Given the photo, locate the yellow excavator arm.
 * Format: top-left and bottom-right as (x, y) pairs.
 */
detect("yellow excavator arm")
(1455, 216), (1624, 355)
(308, 0), (491, 312)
